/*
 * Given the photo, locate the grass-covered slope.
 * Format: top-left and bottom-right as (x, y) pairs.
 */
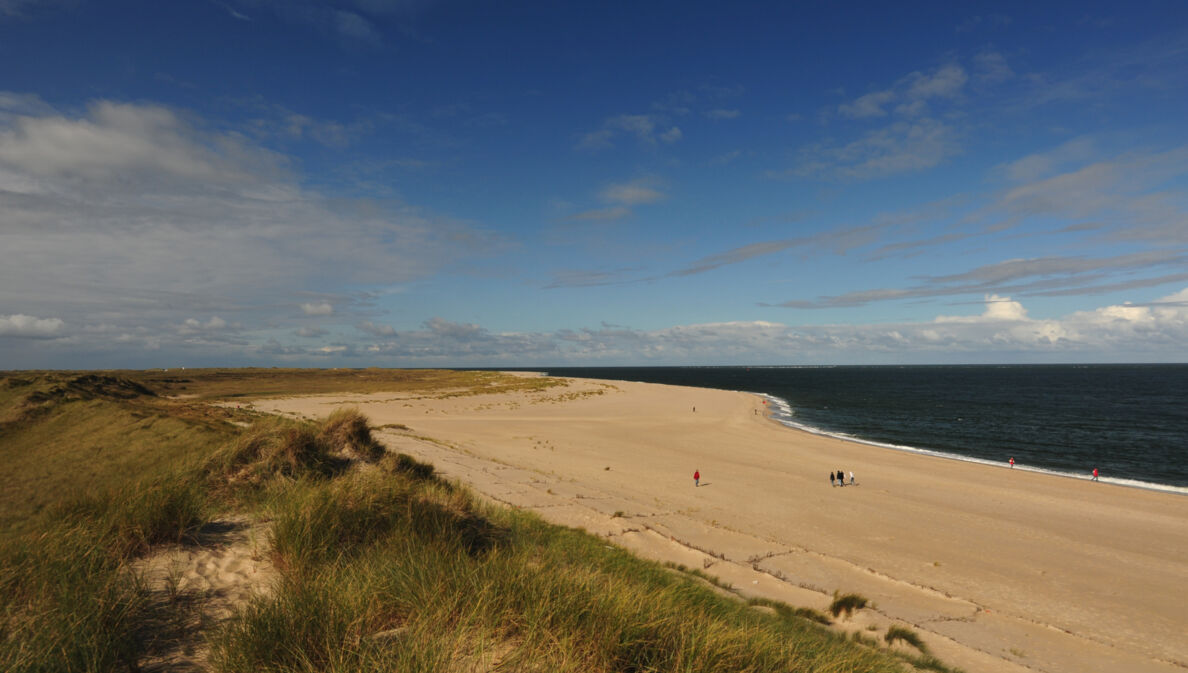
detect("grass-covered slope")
(0, 372), (237, 534)
(0, 369), (954, 673)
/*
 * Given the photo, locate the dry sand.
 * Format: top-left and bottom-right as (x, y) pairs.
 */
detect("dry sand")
(250, 376), (1188, 673)
(134, 516), (277, 671)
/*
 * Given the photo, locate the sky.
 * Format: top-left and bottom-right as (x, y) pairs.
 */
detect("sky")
(1, 0), (1187, 368)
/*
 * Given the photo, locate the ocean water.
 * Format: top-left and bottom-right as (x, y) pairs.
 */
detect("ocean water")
(535, 365), (1188, 493)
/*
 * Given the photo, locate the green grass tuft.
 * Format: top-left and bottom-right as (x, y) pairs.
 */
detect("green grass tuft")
(829, 592), (869, 619)
(52, 473), (208, 558)
(209, 417), (344, 486)
(747, 596), (833, 626)
(318, 407), (384, 462)
(885, 624), (929, 652)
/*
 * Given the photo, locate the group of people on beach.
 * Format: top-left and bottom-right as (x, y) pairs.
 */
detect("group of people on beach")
(830, 470), (854, 487)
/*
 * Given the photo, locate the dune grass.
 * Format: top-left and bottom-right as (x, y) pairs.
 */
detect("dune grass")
(213, 468), (911, 673)
(885, 624), (929, 652)
(0, 369), (956, 673)
(829, 592), (870, 619)
(0, 522), (149, 673)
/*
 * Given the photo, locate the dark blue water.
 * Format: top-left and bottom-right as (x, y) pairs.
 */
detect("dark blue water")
(535, 365), (1188, 493)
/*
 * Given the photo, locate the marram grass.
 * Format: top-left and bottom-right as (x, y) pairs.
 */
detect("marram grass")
(0, 370), (958, 673)
(212, 467), (917, 673)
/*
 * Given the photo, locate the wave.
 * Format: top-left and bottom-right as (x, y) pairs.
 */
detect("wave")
(754, 393), (1188, 496)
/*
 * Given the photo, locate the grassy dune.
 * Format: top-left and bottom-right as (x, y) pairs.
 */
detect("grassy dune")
(0, 369), (955, 672)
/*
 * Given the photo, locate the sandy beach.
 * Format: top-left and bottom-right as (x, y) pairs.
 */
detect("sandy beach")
(250, 376), (1188, 673)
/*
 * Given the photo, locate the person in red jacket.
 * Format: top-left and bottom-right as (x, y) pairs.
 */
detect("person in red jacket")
(694, 470), (700, 487)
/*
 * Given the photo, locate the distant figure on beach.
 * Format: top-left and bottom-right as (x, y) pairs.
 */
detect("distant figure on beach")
(836, 467), (845, 486)
(694, 469), (700, 487)
(849, 471), (855, 486)
(1010, 457), (1015, 469)
(1092, 467), (1099, 481)
(830, 472), (835, 487)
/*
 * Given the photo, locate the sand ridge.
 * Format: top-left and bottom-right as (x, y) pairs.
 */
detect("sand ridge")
(251, 377), (1188, 673)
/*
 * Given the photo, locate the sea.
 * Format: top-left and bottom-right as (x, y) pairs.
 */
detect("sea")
(531, 365), (1188, 494)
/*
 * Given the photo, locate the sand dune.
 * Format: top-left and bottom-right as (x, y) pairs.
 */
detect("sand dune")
(251, 376), (1188, 673)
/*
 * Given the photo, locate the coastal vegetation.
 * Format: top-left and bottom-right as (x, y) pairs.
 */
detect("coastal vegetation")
(1, 369), (955, 672)
(829, 592), (871, 619)
(885, 625), (929, 653)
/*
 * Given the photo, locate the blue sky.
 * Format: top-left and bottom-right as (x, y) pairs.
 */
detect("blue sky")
(2, 0), (1187, 367)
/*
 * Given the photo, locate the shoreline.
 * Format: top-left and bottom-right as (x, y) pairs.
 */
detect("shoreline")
(755, 392), (1188, 496)
(248, 376), (1188, 673)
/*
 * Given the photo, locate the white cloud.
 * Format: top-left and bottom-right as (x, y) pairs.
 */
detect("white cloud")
(905, 64), (967, 100)
(775, 249), (1188, 310)
(569, 178), (666, 221)
(1000, 137), (1096, 182)
(935, 294), (1028, 322)
(334, 10), (379, 44)
(357, 320), (396, 336)
(0, 100), (275, 185)
(184, 316), (229, 330)
(600, 180), (665, 206)
(0, 95), (496, 363)
(31, 288), (1183, 365)
(837, 64), (968, 121)
(838, 90), (894, 119)
(974, 50), (1014, 83)
(988, 146), (1188, 243)
(576, 113), (682, 150)
(301, 302), (335, 316)
(795, 118), (960, 180)
(0, 313), (63, 338)
(546, 290), (1188, 363)
(814, 63), (977, 179)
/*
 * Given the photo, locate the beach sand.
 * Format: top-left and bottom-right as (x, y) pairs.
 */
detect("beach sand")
(251, 376), (1188, 673)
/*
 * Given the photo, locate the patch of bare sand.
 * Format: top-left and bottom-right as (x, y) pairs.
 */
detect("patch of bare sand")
(250, 377), (1188, 673)
(133, 516), (276, 672)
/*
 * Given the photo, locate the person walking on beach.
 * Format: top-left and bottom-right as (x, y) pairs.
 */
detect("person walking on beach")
(1092, 467), (1099, 481)
(694, 469), (700, 487)
(849, 470), (855, 486)
(830, 472), (835, 487)
(836, 467), (845, 487)
(1009, 457), (1015, 469)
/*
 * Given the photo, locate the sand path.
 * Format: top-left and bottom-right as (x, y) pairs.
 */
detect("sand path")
(133, 516), (277, 671)
(252, 377), (1188, 673)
